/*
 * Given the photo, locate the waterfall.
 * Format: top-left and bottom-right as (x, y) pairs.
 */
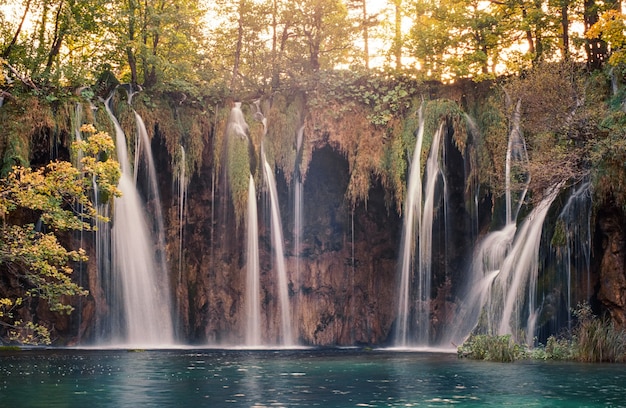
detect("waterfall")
(293, 125), (305, 343)
(395, 105), (424, 347)
(294, 125), (305, 286)
(253, 100), (294, 347)
(443, 100), (544, 346)
(262, 156), (294, 346)
(546, 181), (592, 334)
(225, 102), (263, 346)
(416, 122), (444, 345)
(505, 100), (529, 224)
(246, 174), (262, 346)
(177, 145), (187, 283)
(100, 93), (174, 347)
(495, 183), (563, 344)
(134, 111), (169, 290)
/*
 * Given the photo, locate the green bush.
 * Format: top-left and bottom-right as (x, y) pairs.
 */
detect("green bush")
(458, 303), (626, 363)
(457, 334), (526, 362)
(572, 303), (626, 363)
(531, 335), (575, 360)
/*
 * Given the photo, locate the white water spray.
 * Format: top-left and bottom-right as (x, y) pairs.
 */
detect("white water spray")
(102, 94), (174, 347)
(246, 174), (262, 346)
(505, 100), (529, 224)
(263, 157), (294, 346)
(254, 100), (294, 347)
(395, 105), (425, 347)
(177, 145), (187, 282)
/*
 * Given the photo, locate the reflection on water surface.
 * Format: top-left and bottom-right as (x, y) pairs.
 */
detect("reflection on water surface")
(0, 348), (624, 407)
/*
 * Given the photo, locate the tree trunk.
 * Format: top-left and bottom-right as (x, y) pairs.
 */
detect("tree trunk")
(521, 7), (536, 57)
(2, 0), (32, 59)
(362, 0), (369, 70)
(271, 0), (279, 89)
(44, 0), (66, 73)
(561, 1), (570, 60)
(231, 0), (245, 92)
(393, 0), (402, 70)
(127, 0), (138, 86)
(584, 0), (607, 69)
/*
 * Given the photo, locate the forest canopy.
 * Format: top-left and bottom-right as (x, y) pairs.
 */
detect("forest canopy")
(0, 0), (624, 97)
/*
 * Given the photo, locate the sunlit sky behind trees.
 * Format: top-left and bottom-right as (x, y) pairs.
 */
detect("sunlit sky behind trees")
(0, 0), (625, 96)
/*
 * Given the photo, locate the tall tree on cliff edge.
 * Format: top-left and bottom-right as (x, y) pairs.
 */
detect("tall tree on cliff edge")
(207, 0), (356, 95)
(113, 0), (210, 94)
(207, 0), (271, 95)
(282, 0), (355, 74)
(0, 0), (110, 86)
(584, 0), (621, 69)
(406, 0), (506, 80)
(346, 0), (379, 70)
(0, 0), (211, 93)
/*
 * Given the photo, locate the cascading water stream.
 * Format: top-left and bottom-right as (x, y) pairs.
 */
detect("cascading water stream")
(495, 182), (564, 344)
(254, 100), (294, 347)
(505, 100), (529, 224)
(415, 122), (445, 346)
(549, 180), (592, 332)
(246, 174), (262, 346)
(290, 124), (305, 345)
(294, 125), (305, 285)
(262, 155), (294, 346)
(134, 111), (169, 288)
(101, 93), (174, 347)
(177, 145), (187, 283)
(443, 99), (559, 346)
(394, 105), (452, 347)
(395, 105), (425, 347)
(226, 103), (264, 346)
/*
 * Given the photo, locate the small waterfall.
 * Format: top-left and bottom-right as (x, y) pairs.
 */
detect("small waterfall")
(72, 102), (85, 341)
(246, 174), (262, 346)
(100, 93), (174, 347)
(176, 145), (187, 283)
(395, 105), (425, 347)
(292, 125), (305, 346)
(254, 100), (294, 347)
(134, 111), (169, 289)
(73, 103), (84, 164)
(495, 183), (563, 344)
(416, 123), (444, 345)
(444, 99), (538, 346)
(505, 100), (529, 224)
(225, 102), (263, 346)
(294, 125), (305, 285)
(262, 156), (294, 346)
(546, 181), (592, 333)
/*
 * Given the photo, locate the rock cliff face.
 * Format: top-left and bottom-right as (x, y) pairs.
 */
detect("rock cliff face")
(167, 143), (402, 345)
(596, 203), (626, 328)
(6, 79), (626, 347)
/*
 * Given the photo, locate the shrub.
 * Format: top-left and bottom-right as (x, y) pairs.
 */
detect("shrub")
(457, 334), (526, 362)
(572, 303), (626, 363)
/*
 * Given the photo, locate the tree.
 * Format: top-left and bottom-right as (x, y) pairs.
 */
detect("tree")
(114, 0), (210, 93)
(346, 0), (379, 69)
(587, 9), (626, 67)
(584, 0), (622, 69)
(392, 0), (403, 70)
(285, 0), (355, 73)
(206, 0), (272, 94)
(406, 0), (505, 79)
(0, 125), (120, 345)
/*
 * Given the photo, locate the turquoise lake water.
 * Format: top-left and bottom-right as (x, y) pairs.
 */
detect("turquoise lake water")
(1, 348), (625, 407)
